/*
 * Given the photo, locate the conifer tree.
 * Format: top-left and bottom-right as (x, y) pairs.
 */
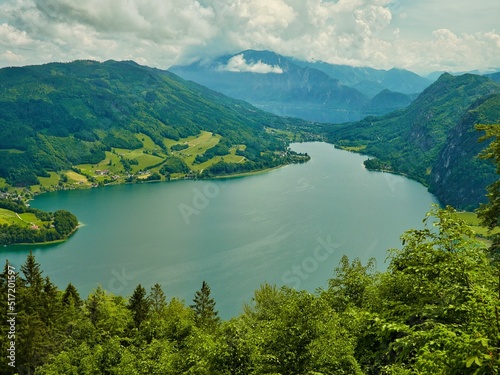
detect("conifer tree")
(148, 283), (167, 317)
(128, 284), (149, 329)
(40, 276), (60, 326)
(190, 281), (219, 329)
(86, 286), (106, 326)
(62, 282), (81, 307)
(20, 251), (44, 316)
(20, 250), (43, 290)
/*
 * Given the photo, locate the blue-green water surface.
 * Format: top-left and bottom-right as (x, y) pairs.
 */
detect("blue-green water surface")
(2, 143), (437, 318)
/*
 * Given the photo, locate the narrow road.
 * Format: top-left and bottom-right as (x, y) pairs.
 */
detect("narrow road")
(16, 213), (34, 226)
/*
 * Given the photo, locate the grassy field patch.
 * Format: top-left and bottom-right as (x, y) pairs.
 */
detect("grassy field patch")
(136, 133), (159, 150)
(0, 208), (21, 225)
(78, 151), (122, 175)
(0, 208), (45, 227)
(18, 212), (45, 227)
(38, 172), (60, 188)
(66, 170), (90, 185)
(455, 212), (500, 236)
(167, 131), (222, 167)
(341, 145), (367, 152)
(191, 155), (246, 171)
(132, 153), (164, 171)
(77, 148), (164, 177)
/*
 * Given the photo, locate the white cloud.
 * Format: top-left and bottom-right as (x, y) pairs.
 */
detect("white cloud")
(219, 54), (283, 73)
(0, 50), (24, 63)
(0, 0), (498, 74)
(0, 23), (33, 47)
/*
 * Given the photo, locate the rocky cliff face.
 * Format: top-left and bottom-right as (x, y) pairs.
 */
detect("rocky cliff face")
(430, 94), (500, 209)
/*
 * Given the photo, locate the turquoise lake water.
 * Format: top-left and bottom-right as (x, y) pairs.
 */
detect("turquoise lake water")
(2, 142), (437, 318)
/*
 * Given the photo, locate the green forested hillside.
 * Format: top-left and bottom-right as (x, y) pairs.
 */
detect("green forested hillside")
(326, 73), (500, 209)
(430, 94), (500, 209)
(2, 206), (499, 374)
(0, 60), (311, 189)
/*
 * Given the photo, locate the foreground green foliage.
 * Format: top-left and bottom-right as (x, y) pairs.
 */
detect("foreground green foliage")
(1, 207), (499, 374)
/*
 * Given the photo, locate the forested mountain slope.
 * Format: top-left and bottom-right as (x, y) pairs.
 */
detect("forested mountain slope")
(0, 60), (311, 188)
(430, 94), (500, 208)
(326, 73), (500, 209)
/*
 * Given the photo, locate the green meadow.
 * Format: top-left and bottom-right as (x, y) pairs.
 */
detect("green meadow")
(30, 130), (251, 190)
(455, 211), (500, 237)
(24, 131), (254, 193)
(0, 207), (46, 227)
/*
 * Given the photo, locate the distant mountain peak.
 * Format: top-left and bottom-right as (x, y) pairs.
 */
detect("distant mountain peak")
(169, 49), (435, 123)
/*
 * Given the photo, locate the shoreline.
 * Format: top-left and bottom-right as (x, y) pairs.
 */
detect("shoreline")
(2, 163), (294, 248)
(2, 223), (81, 248)
(204, 163), (289, 180)
(28, 161), (295, 198)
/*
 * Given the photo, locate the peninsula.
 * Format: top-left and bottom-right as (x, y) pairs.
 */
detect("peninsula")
(0, 198), (78, 245)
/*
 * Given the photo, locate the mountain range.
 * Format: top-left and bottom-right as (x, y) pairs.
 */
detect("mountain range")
(291, 58), (431, 95)
(169, 50), (431, 123)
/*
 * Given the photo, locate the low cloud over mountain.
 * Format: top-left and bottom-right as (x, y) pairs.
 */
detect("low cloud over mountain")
(218, 54), (283, 74)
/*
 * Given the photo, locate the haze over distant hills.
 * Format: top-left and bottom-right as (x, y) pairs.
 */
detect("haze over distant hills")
(170, 50), (432, 123)
(291, 59), (431, 95)
(486, 72), (500, 84)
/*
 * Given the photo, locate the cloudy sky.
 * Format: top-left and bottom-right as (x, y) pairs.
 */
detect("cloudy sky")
(0, 0), (499, 75)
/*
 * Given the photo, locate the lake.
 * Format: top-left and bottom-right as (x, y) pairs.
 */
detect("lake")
(2, 142), (437, 318)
